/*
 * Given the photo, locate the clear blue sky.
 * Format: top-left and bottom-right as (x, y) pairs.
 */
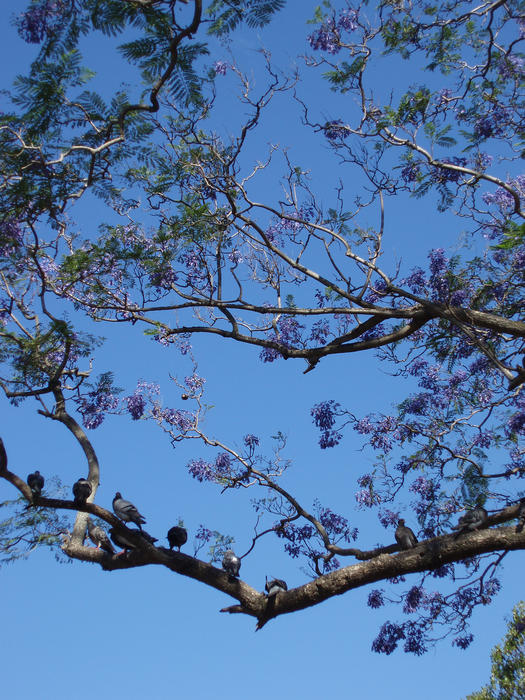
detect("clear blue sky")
(1, 3), (522, 699)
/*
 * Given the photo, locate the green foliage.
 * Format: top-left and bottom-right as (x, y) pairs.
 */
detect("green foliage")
(464, 602), (525, 700)
(204, 531), (235, 563)
(495, 222), (525, 251)
(323, 58), (366, 92)
(206, 0), (286, 36)
(0, 489), (71, 566)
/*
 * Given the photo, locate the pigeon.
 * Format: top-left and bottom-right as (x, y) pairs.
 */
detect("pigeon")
(109, 527), (138, 553)
(167, 525), (188, 551)
(72, 478), (92, 505)
(222, 549), (241, 578)
(265, 578), (288, 597)
(27, 470), (44, 497)
(87, 518), (115, 555)
(395, 519), (418, 549)
(109, 527), (157, 553)
(138, 530), (158, 545)
(516, 498), (525, 533)
(112, 492), (146, 530)
(452, 505), (488, 536)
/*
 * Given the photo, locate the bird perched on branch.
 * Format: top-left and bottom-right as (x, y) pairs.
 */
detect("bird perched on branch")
(27, 470), (44, 497)
(222, 550), (241, 578)
(516, 498), (525, 533)
(73, 478), (92, 505)
(265, 578), (288, 597)
(167, 525), (188, 551)
(87, 518), (115, 555)
(112, 492), (146, 530)
(452, 505), (488, 537)
(138, 530), (158, 545)
(395, 519), (418, 549)
(109, 527), (157, 554)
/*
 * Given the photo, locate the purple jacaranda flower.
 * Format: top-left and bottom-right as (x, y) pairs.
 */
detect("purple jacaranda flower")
(309, 320), (331, 344)
(498, 54), (524, 78)
(184, 373), (205, 393)
(401, 267), (427, 293)
(125, 393), (145, 420)
(308, 18), (340, 54)
(323, 119), (349, 140)
(368, 589), (384, 608)
(355, 489), (375, 507)
(228, 249), (243, 264)
(433, 157), (467, 183)
(453, 634), (474, 650)
(188, 457), (214, 482)
(243, 434), (259, 448)
(162, 408), (194, 431)
(378, 509), (399, 528)
(311, 400), (340, 430)
(483, 174), (525, 212)
(410, 476), (435, 501)
(403, 586), (423, 614)
(403, 623), (427, 655)
(371, 622), (406, 655)
(16, 0), (62, 44)
(213, 60), (228, 75)
(338, 9), (358, 31)
(401, 162), (422, 183)
(0, 220), (24, 258)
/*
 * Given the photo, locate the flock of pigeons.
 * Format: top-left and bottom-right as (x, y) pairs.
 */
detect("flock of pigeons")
(395, 499), (525, 550)
(26, 470), (525, 593)
(25, 470), (289, 597)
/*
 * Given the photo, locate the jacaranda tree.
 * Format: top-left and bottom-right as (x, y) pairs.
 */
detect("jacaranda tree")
(1, 0), (524, 654)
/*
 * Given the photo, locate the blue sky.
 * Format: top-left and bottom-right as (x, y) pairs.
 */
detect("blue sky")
(1, 2), (522, 699)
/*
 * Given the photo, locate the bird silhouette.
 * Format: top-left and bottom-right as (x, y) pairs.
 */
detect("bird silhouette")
(112, 492), (146, 530)
(27, 470), (44, 497)
(395, 519), (418, 549)
(222, 549), (241, 578)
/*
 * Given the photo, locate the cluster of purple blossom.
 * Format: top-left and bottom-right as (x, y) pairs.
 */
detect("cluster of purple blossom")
(497, 53), (524, 79)
(265, 206), (314, 243)
(243, 433), (259, 449)
(149, 264), (177, 291)
(184, 373), (205, 394)
(401, 161), (421, 183)
(309, 320), (331, 344)
(276, 522), (315, 559)
(125, 393), (146, 420)
(260, 316), (305, 363)
(0, 220), (23, 259)
(316, 502), (358, 542)
(310, 400), (343, 449)
(482, 174), (525, 212)
(187, 452), (235, 483)
(371, 621), (406, 655)
(368, 589), (384, 608)
(161, 407), (194, 432)
(507, 392), (525, 436)
(432, 157), (467, 184)
(472, 104), (510, 140)
(378, 509), (400, 529)
(177, 249), (211, 290)
(213, 60), (228, 76)
(307, 9), (358, 54)
(76, 375), (120, 430)
(16, 0), (62, 44)
(323, 119), (349, 141)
